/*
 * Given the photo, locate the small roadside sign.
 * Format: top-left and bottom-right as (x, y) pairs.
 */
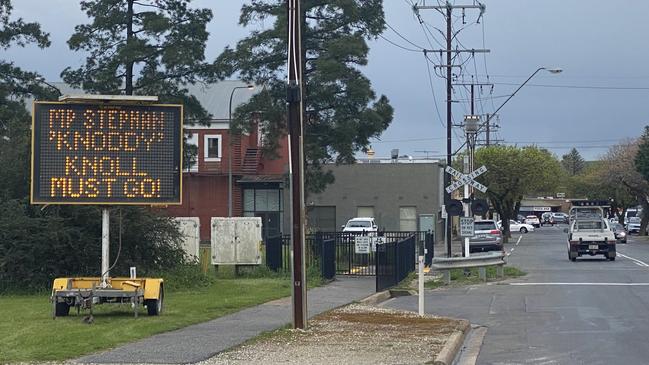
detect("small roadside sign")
(355, 236), (371, 254)
(459, 217), (475, 237)
(371, 236), (385, 252)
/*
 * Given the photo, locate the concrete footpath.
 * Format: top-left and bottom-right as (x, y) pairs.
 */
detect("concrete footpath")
(75, 276), (375, 364)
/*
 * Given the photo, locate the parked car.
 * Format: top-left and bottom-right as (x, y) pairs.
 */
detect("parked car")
(469, 220), (503, 253)
(611, 223), (627, 243)
(541, 212), (555, 226)
(342, 217), (378, 234)
(552, 212), (569, 224)
(524, 215), (541, 228)
(517, 214), (527, 222)
(497, 220), (535, 233)
(627, 217), (642, 234)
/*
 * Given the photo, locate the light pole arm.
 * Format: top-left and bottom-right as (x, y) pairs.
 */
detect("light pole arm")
(453, 67), (546, 155)
(227, 87), (240, 218)
(227, 85), (252, 217)
(485, 67), (543, 124)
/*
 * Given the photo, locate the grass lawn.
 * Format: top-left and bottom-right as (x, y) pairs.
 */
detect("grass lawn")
(0, 277), (293, 363)
(425, 266), (526, 289)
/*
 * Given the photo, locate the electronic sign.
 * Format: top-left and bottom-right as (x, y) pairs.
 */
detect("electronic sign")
(31, 101), (183, 205)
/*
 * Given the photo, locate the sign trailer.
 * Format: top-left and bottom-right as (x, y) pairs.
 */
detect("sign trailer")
(34, 97), (181, 318)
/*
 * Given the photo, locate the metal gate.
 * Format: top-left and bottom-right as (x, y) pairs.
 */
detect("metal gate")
(376, 234), (416, 292)
(264, 231), (427, 278)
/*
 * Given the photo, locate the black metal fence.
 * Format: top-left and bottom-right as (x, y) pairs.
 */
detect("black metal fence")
(376, 234), (417, 292)
(265, 231), (431, 279)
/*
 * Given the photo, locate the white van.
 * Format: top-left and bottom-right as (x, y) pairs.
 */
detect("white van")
(625, 209), (641, 226)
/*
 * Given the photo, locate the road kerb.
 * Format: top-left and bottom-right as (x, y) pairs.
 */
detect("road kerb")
(433, 319), (471, 365)
(359, 290), (392, 305)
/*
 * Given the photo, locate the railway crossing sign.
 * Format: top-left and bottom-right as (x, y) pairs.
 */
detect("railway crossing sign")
(445, 165), (488, 193)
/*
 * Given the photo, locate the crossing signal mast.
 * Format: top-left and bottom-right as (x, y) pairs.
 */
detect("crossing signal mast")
(414, 1), (488, 258)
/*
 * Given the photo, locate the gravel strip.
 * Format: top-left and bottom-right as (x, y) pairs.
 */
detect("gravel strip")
(199, 304), (466, 365)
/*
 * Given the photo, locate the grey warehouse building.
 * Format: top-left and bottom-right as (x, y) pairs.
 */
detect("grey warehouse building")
(306, 159), (445, 240)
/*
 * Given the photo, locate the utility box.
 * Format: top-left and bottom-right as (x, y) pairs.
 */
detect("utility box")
(211, 217), (262, 265)
(175, 217), (200, 261)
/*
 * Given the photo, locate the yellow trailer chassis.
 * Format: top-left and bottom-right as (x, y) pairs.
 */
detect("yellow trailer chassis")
(51, 277), (164, 318)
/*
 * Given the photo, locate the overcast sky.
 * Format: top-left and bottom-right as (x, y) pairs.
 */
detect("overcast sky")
(8, 1), (649, 160)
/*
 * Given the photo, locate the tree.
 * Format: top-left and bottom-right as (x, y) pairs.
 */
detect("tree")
(604, 140), (649, 235)
(62, 0), (213, 123)
(214, 1), (394, 193)
(635, 127), (649, 181)
(0, 1), (200, 292)
(634, 127), (649, 233)
(561, 147), (585, 176)
(0, 0), (52, 201)
(475, 145), (562, 242)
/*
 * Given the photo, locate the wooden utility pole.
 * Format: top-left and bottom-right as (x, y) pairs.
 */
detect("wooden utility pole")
(287, 0), (307, 329)
(415, 1), (487, 257)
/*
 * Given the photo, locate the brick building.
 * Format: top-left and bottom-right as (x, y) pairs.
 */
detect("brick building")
(163, 81), (290, 242)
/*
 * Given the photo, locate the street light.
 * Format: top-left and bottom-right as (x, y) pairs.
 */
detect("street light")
(454, 66), (562, 154)
(34, 77), (63, 98)
(487, 66), (562, 123)
(228, 84), (255, 217)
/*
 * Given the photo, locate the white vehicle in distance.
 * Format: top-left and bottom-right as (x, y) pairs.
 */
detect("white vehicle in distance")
(342, 217), (378, 234)
(497, 220), (535, 234)
(524, 215), (541, 228)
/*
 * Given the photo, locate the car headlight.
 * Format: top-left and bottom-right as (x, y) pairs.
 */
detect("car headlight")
(619, 232), (626, 237)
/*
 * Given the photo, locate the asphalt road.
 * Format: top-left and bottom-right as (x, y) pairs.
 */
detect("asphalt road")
(384, 225), (649, 365)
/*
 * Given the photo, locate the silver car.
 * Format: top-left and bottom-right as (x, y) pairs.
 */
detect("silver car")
(469, 220), (503, 253)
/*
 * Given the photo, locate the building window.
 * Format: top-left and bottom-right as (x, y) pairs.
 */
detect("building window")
(357, 206), (374, 218)
(204, 134), (222, 161)
(400, 206), (417, 231)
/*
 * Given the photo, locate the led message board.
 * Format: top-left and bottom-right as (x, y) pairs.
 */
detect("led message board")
(31, 102), (182, 205)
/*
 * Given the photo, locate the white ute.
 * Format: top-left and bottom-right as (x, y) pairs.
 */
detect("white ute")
(342, 217), (378, 234)
(566, 203), (616, 262)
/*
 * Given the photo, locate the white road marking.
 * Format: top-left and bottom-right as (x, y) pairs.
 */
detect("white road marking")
(516, 236), (522, 246)
(509, 282), (649, 286)
(618, 253), (649, 267)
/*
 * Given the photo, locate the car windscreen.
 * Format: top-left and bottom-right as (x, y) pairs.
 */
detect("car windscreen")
(347, 221), (371, 227)
(475, 221), (497, 231)
(576, 221), (603, 230)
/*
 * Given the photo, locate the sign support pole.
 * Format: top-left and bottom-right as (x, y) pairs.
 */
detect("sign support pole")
(463, 156), (470, 258)
(101, 208), (110, 288)
(418, 254), (425, 316)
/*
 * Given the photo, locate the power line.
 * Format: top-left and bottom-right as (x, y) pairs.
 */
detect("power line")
(423, 52), (446, 128)
(377, 34), (422, 52)
(371, 136), (446, 143)
(503, 138), (629, 144)
(492, 82), (649, 90)
(384, 21), (427, 50)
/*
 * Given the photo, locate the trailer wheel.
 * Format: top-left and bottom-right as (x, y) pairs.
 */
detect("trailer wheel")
(146, 286), (164, 316)
(55, 301), (70, 317)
